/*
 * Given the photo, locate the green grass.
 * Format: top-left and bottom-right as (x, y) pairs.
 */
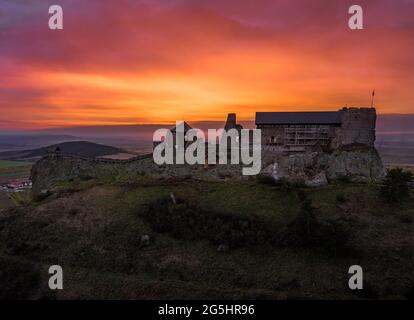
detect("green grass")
(2, 177), (413, 299)
(0, 160), (32, 169)
(99, 180), (300, 227)
(52, 176), (300, 225)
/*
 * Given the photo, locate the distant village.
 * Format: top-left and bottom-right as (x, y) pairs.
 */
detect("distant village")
(0, 178), (32, 193)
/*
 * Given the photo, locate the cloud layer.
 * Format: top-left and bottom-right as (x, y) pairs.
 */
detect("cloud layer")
(0, 0), (413, 129)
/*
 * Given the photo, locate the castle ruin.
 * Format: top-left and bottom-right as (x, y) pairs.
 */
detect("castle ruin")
(256, 107), (376, 153)
(31, 107), (385, 195)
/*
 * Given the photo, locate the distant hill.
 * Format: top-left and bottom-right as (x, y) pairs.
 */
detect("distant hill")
(0, 141), (124, 161)
(0, 134), (79, 152)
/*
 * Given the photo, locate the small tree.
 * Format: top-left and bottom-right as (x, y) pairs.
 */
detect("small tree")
(381, 168), (413, 203)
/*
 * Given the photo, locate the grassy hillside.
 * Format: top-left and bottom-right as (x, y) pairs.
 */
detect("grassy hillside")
(0, 178), (413, 299)
(0, 193), (12, 210)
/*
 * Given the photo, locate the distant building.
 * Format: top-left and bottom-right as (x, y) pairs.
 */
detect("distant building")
(1, 178), (32, 193)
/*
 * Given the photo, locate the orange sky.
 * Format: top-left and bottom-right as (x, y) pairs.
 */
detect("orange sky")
(0, 0), (413, 130)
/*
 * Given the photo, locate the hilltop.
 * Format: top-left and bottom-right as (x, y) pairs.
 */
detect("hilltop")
(0, 177), (413, 299)
(0, 141), (124, 161)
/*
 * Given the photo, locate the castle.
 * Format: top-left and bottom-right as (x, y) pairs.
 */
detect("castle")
(256, 107), (376, 153)
(31, 107), (385, 195)
(154, 107), (377, 155)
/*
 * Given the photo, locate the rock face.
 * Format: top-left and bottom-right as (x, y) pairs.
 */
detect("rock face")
(31, 144), (385, 196)
(30, 154), (244, 197)
(323, 148), (386, 180)
(262, 146), (385, 187)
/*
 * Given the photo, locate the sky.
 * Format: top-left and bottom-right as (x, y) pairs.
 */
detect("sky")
(0, 0), (413, 130)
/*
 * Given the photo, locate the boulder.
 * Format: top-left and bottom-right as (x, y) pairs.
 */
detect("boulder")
(140, 234), (151, 246)
(306, 172), (328, 187)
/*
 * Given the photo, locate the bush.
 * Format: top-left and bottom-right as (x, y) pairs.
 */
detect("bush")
(286, 178), (307, 189)
(141, 197), (277, 248)
(0, 258), (50, 299)
(274, 177), (307, 190)
(9, 191), (32, 207)
(256, 174), (276, 186)
(281, 192), (350, 254)
(337, 175), (351, 184)
(381, 168), (413, 203)
(336, 193), (346, 203)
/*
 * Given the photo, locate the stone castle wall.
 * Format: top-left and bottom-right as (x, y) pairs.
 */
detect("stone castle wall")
(30, 153), (244, 196)
(31, 145), (385, 196)
(338, 107), (376, 146)
(30, 107), (384, 194)
(259, 107), (377, 152)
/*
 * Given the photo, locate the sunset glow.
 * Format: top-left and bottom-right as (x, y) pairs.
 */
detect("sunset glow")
(1, 0), (413, 130)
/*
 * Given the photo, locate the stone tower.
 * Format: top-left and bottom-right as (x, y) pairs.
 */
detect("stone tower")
(339, 107), (377, 147)
(224, 113), (243, 131)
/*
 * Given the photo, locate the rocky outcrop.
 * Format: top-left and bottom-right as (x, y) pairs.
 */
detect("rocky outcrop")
(30, 154), (244, 197)
(323, 148), (386, 180)
(262, 146), (385, 186)
(31, 144), (385, 196)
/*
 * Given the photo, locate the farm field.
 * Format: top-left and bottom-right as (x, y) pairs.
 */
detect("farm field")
(0, 160), (32, 184)
(0, 160), (32, 169)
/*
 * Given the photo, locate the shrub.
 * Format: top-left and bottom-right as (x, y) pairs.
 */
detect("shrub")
(287, 178), (307, 189)
(0, 258), (49, 299)
(9, 191), (32, 207)
(381, 168), (413, 203)
(336, 193), (346, 203)
(274, 177), (307, 190)
(337, 175), (351, 184)
(281, 192), (350, 254)
(141, 197), (277, 248)
(256, 174), (276, 186)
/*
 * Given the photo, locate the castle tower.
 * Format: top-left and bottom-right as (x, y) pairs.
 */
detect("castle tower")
(225, 113), (241, 131)
(339, 107), (377, 147)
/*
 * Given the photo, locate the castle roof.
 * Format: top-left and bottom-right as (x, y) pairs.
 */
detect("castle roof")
(255, 112), (341, 125)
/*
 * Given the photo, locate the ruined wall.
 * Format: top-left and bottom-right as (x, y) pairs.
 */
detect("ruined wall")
(31, 153), (244, 196)
(259, 108), (377, 151)
(339, 107), (376, 146)
(31, 107), (384, 194)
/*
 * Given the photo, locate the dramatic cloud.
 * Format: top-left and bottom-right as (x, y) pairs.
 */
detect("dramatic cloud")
(0, 0), (413, 129)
